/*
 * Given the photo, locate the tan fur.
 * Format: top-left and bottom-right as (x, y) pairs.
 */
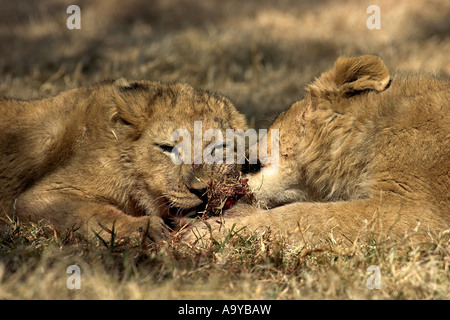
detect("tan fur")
(0, 79), (247, 241)
(187, 55), (450, 246)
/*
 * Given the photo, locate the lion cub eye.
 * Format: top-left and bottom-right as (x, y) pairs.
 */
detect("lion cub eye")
(156, 144), (175, 154)
(156, 143), (184, 163)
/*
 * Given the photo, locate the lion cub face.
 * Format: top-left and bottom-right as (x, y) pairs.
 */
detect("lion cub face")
(113, 79), (247, 218)
(248, 55), (391, 208)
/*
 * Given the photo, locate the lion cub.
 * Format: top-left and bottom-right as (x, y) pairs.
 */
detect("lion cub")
(0, 79), (247, 241)
(188, 55), (449, 245)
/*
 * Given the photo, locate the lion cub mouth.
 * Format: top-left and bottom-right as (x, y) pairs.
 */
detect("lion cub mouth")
(165, 189), (209, 219)
(169, 201), (208, 218)
(171, 171), (254, 219)
(163, 194), (208, 230)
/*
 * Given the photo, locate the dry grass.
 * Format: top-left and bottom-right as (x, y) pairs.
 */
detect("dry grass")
(0, 219), (449, 299)
(0, 0), (449, 299)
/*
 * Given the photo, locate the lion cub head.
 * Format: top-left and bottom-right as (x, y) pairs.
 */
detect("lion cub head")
(248, 55), (391, 207)
(110, 79), (247, 219)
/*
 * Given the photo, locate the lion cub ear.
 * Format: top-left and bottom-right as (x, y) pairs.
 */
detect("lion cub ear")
(334, 55), (390, 94)
(307, 55), (390, 113)
(112, 78), (151, 133)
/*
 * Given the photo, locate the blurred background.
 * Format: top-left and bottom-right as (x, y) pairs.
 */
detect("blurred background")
(0, 0), (448, 129)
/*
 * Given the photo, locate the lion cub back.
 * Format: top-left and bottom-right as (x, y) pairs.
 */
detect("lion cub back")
(0, 89), (90, 210)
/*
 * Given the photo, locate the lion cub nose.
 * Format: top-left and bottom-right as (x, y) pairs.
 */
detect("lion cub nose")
(187, 177), (209, 199)
(188, 186), (208, 200)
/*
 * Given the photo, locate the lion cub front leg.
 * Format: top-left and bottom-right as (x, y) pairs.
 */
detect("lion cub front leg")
(185, 198), (435, 245)
(183, 201), (363, 245)
(14, 190), (167, 242)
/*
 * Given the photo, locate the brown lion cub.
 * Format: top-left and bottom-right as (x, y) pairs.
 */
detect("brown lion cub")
(0, 79), (247, 241)
(187, 55), (449, 245)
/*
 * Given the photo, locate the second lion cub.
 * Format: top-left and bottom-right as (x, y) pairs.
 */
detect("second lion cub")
(187, 55), (450, 245)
